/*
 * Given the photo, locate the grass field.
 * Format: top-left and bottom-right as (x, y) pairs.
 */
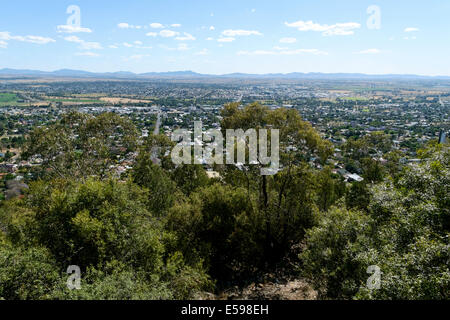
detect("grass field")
(342, 97), (369, 101)
(46, 98), (105, 104)
(0, 93), (18, 106)
(0, 93), (106, 106)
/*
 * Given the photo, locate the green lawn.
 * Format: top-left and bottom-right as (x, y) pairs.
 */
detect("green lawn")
(0, 93), (106, 106)
(46, 98), (105, 104)
(0, 93), (18, 106)
(342, 97), (369, 101)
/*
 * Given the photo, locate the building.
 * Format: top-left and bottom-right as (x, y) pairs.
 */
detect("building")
(346, 173), (364, 182)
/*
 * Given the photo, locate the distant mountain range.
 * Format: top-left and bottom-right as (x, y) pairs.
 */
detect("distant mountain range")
(1, 68), (449, 80)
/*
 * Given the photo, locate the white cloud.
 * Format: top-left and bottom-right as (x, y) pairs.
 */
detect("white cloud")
(159, 43), (190, 51)
(64, 36), (102, 50)
(404, 36), (417, 40)
(118, 23), (131, 29)
(159, 30), (179, 37)
(150, 23), (164, 29)
(404, 27), (419, 32)
(75, 52), (100, 57)
(81, 42), (102, 49)
(206, 37), (214, 41)
(64, 35), (83, 43)
(285, 20), (361, 36)
(0, 40), (7, 48)
(171, 24), (182, 28)
(238, 48), (328, 56)
(177, 43), (189, 51)
(117, 23), (145, 30)
(109, 45), (119, 49)
(175, 32), (196, 41)
(0, 31), (55, 45)
(251, 9), (256, 13)
(279, 37), (297, 44)
(209, 26), (215, 31)
(237, 50), (276, 56)
(57, 25), (92, 33)
(117, 23), (146, 29)
(217, 37), (235, 42)
(0, 32), (12, 41)
(273, 46), (288, 50)
(354, 48), (381, 54)
(222, 29), (263, 37)
(148, 29), (184, 38)
(21, 36), (56, 44)
(195, 48), (209, 55)
(121, 41), (151, 49)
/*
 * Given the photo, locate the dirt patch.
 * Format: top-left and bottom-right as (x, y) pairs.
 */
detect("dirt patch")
(100, 97), (152, 104)
(197, 278), (317, 301)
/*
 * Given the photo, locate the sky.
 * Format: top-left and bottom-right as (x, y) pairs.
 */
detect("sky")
(0, 0), (449, 75)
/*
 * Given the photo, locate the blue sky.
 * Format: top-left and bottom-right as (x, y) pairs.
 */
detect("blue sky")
(0, 0), (449, 75)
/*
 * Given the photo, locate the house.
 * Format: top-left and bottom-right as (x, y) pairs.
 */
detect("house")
(206, 171), (221, 179)
(346, 173), (364, 182)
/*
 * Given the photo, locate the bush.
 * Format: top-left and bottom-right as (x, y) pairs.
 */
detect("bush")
(167, 183), (261, 281)
(301, 147), (450, 299)
(0, 245), (60, 300)
(301, 207), (372, 299)
(0, 177), (212, 300)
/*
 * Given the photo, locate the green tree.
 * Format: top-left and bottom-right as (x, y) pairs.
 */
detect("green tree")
(218, 104), (338, 268)
(302, 146), (450, 299)
(132, 151), (179, 215)
(0, 245), (61, 300)
(167, 183), (260, 281)
(361, 157), (384, 183)
(0, 178), (211, 300)
(172, 164), (209, 196)
(346, 181), (371, 211)
(22, 112), (138, 180)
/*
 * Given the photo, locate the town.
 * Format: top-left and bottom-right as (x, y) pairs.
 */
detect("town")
(0, 76), (448, 199)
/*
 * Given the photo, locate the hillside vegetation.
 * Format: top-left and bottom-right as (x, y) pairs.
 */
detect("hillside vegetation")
(0, 103), (448, 300)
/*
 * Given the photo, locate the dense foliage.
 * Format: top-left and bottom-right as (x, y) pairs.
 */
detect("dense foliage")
(302, 145), (449, 299)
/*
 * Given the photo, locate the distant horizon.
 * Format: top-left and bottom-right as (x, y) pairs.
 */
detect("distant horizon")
(1, 67), (450, 79)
